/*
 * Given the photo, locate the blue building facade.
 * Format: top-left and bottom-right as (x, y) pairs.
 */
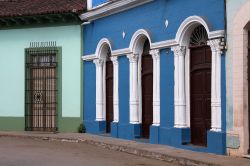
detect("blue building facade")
(81, 0), (226, 155)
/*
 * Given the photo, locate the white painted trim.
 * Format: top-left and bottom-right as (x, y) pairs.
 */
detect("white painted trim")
(150, 49), (161, 126)
(111, 56), (119, 123)
(87, 0), (92, 10)
(151, 39), (178, 49)
(209, 30), (225, 39)
(94, 59), (105, 121)
(95, 38), (112, 59)
(82, 31), (223, 62)
(93, 38), (113, 123)
(112, 48), (131, 56)
(102, 60), (106, 121)
(172, 15), (224, 131)
(127, 53), (140, 124)
(185, 48), (191, 127)
(82, 54), (96, 61)
(207, 39), (223, 132)
(171, 46), (187, 128)
(80, 0), (154, 21)
(138, 52), (142, 124)
(129, 29), (152, 53)
(175, 16), (225, 45)
(176, 16), (211, 44)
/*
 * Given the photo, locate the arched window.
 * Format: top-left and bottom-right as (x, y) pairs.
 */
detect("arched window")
(190, 25), (208, 47)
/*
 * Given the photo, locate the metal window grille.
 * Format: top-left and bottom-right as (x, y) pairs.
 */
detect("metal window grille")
(25, 42), (58, 132)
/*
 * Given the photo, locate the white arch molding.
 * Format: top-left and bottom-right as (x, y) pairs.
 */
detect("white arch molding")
(95, 38), (112, 59)
(94, 38), (119, 128)
(172, 16), (223, 132)
(127, 29), (160, 126)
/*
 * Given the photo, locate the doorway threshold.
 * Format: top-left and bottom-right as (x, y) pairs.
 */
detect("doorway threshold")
(182, 143), (207, 150)
(135, 138), (149, 143)
(243, 154), (250, 159)
(99, 133), (112, 137)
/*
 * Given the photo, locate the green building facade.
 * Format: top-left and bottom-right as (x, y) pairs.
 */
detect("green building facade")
(0, 0), (86, 132)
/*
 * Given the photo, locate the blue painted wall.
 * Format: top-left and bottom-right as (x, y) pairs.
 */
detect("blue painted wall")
(83, 0), (226, 154)
(83, 61), (96, 133)
(92, 0), (108, 7)
(117, 56), (130, 139)
(84, 0), (224, 55)
(159, 49), (175, 144)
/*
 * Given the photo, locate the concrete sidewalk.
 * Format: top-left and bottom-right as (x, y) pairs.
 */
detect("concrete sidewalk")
(0, 132), (249, 166)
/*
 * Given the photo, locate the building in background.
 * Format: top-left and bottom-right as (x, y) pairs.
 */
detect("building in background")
(226, 0), (250, 157)
(0, 0), (86, 132)
(82, 0), (226, 155)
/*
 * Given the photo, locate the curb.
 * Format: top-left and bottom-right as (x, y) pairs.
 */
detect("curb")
(0, 134), (221, 166)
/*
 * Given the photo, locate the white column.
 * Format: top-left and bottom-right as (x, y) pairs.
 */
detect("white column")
(87, 0), (92, 10)
(127, 53), (139, 124)
(171, 46), (187, 128)
(207, 39), (222, 132)
(150, 49), (161, 126)
(94, 59), (105, 121)
(111, 56), (119, 123)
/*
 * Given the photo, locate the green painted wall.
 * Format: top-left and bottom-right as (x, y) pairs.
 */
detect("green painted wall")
(0, 25), (82, 131)
(0, 117), (25, 131)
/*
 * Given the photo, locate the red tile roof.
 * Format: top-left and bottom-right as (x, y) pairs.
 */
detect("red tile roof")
(0, 0), (86, 17)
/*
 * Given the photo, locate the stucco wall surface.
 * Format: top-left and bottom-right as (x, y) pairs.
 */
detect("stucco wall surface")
(0, 25), (82, 118)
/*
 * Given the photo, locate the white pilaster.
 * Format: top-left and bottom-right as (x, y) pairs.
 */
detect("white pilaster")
(207, 39), (222, 132)
(87, 0), (92, 10)
(94, 59), (105, 121)
(150, 49), (161, 126)
(111, 56), (119, 123)
(127, 53), (139, 124)
(171, 46), (187, 128)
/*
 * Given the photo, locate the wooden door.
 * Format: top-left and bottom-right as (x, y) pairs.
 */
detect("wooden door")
(106, 60), (114, 133)
(248, 31), (250, 154)
(190, 46), (211, 146)
(141, 54), (153, 138)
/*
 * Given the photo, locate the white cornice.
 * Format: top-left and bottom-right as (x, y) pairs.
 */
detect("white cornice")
(82, 54), (96, 61)
(151, 39), (178, 49)
(112, 48), (131, 56)
(209, 30), (225, 39)
(82, 30), (224, 61)
(80, 0), (154, 21)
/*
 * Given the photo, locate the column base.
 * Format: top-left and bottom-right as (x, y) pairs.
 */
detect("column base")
(128, 123), (141, 140)
(111, 122), (119, 138)
(171, 127), (190, 146)
(150, 125), (160, 144)
(207, 130), (226, 155)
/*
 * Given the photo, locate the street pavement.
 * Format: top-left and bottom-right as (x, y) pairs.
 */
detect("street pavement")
(0, 132), (249, 166)
(0, 137), (175, 166)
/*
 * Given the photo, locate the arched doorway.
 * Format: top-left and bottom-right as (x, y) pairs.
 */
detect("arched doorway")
(94, 39), (114, 134)
(141, 39), (153, 138)
(106, 54), (114, 133)
(190, 26), (211, 146)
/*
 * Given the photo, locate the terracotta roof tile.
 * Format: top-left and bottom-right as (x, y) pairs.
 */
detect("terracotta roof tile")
(0, 0), (86, 17)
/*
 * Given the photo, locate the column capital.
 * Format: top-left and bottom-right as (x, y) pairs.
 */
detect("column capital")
(93, 59), (104, 66)
(149, 49), (160, 60)
(207, 38), (223, 53)
(110, 56), (118, 65)
(127, 53), (138, 63)
(171, 46), (186, 57)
